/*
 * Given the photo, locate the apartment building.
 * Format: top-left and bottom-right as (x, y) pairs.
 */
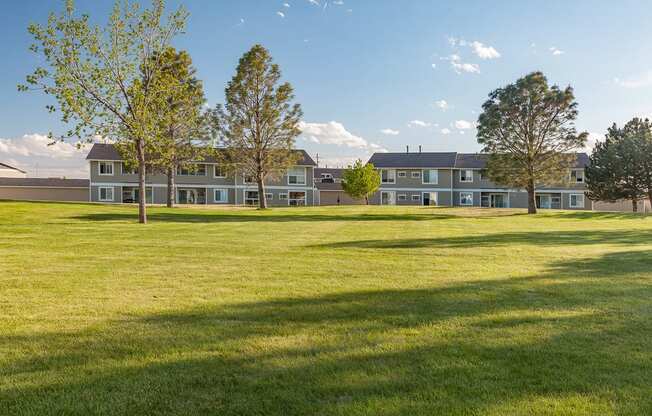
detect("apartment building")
(87, 143), (317, 206)
(367, 151), (592, 210)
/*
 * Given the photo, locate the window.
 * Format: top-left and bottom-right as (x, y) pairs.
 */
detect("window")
(398, 171), (407, 178)
(245, 190), (259, 206)
(569, 193), (585, 208)
(411, 171), (421, 178)
(289, 191), (306, 206)
(98, 161), (113, 176)
(214, 188), (228, 203)
(288, 167), (306, 185)
(570, 169), (584, 183)
(279, 193), (288, 200)
(411, 194), (421, 201)
(460, 170), (473, 182)
(98, 186), (114, 201)
(243, 174), (255, 184)
(177, 164), (207, 176)
(479, 169), (487, 181)
(214, 165), (226, 178)
(265, 193), (274, 201)
(398, 194), (407, 201)
(460, 192), (473, 206)
(422, 169), (438, 184)
(121, 187), (152, 204)
(381, 169), (396, 184)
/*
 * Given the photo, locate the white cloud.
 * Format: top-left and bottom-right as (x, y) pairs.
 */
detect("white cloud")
(319, 156), (360, 168)
(434, 99), (449, 110)
(470, 41), (500, 59)
(584, 132), (602, 151)
(407, 120), (432, 128)
(440, 128), (451, 135)
(333, 0), (344, 4)
(308, 0), (319, 5)
(299, 121), (386, 152)
(276, 11), (285, 18)
(445, 54), (480, 74)
(613, 71), (652, 89)
(380, 128), (400, 136)
(283, 3), (290, 7)
(431, 63), (437, 69)
(0, 133), (89, 178)
(454, 120), (474, 130)
(549, 47), (564, 56)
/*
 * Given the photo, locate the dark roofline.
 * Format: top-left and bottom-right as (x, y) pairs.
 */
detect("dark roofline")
(0, 162), (27, 174)
(86, 143), (317, 166)
(0, 177), (89, 188)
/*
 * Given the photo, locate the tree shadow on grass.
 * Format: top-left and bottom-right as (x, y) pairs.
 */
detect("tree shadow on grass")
(1, 251), (651, 415)
(312, 229), (652, 250)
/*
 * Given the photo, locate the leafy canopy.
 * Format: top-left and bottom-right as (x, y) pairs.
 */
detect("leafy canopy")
(342, 160), (381, 203)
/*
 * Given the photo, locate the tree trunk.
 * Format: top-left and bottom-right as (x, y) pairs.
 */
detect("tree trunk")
(136, 138), (147, 224)
(257, 178), (267, 209)
(526, 179), (537, 214)
(167, 166), (175, 208)
(632, 198), (638, 213)
(364, 195), (369, 205)
(648, 191), (652, 213)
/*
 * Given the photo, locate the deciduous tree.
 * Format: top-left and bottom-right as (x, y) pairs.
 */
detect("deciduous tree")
(341, 160), (380, 205)
(477, 72), (588, 214)
(21, 0), (187, 223)
(216, 44), (303, 209)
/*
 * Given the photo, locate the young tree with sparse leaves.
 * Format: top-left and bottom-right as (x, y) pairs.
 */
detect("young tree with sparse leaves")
(145, 47), (211, 208)
(477, 72), (588, 214)
(20, 0), (187, 223)
(215, 44), (303, 209)
(341, 160), (380, 205)
(586, 118), (652, 212)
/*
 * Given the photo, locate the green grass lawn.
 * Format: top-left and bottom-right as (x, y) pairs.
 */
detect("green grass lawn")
(1, 201), (651, 415)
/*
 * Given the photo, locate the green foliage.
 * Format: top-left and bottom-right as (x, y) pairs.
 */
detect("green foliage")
(341, 160), (381, 204)
(587, 118), (652, 210)
(216, 44), (303, 209)
(21, 0), (188, 222)
(477, 72), (588, 213)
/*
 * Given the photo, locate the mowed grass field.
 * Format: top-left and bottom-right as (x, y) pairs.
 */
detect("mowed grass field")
(1, 201), (651, 416)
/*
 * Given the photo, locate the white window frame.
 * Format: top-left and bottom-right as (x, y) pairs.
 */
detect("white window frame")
(569, 193), (585, 208)
(411, 171), (421, 179)
(460, 169), (474, 183)
(459, 192), (473, 206)
(279, 193), (288, 200)
(570, 169), (584, 183)
(265, 192), (274, 201)
(98, 161), (114, 176)
(380, 169), (396, 184)
(397, 171), (407, 178)
(422, 169), (438, 185)
(287, 167), (307, 185)
(397, 193), (407, 201)
(380, 191), (396, 205)
(177, 164), (207, 177)
(244, 190), (259, 205)
(213, 188), (228, 203)
(213, 165), (226, 178)
(98, 186), (114, 202)
(411, 194), (421, 201)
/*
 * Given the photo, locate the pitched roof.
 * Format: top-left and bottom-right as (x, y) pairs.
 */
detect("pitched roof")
(0, 177), (89, 187)
(368, 152), (590, 169)
(0, 162), (27, 174)
(367, 152), (458, 168)
(314, 168), (345, 179)
(86, 143), (317, 166)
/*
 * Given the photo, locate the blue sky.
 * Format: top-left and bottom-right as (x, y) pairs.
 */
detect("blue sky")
(2, 0), (652, 176)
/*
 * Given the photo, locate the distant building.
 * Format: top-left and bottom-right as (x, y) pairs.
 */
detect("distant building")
(0, 162), (27, 178)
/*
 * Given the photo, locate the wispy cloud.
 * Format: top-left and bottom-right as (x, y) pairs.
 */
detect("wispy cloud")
(407, 120), (432, 128)
(380, 128), (400, 136)
(613, 71), (652, 89)
(333, 0), (344, 4)
(276, 11), (285, 18)
(470, 41), (500, 59)
(308, 0), (319, 5)
(299, 121), (386, 152)
(440, 128), (451, 135)
(283, 2), (290, 7)
(446, 54), (480, 74)
(454, 120), (474, 130)
(434, 100), (449, 110)
(549, 47), (564, 56)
